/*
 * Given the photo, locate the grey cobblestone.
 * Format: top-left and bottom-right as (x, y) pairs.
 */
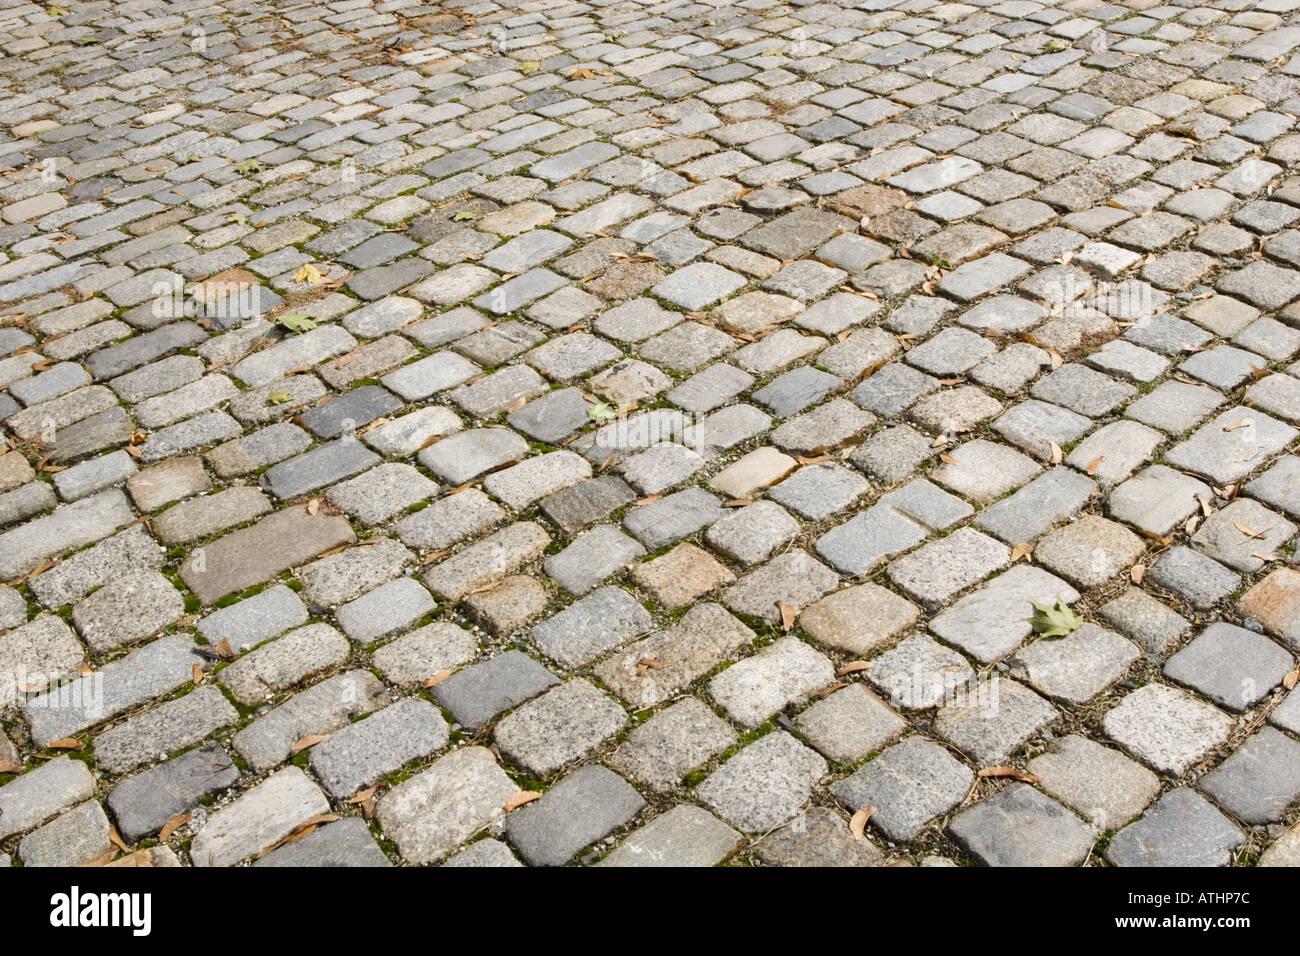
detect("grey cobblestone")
(0, 0), (1297, 870)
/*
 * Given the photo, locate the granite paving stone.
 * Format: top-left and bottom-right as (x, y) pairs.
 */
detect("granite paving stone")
(1198, 728), (1300, 825)
(695, 731), (827, 835)
(232, 671), (388, 774)
(1163, 623), (1293, 712)
(494, 679), (628, 777)
(1103, 684), (1235, 776)
(505, 764), (645, 866)
(1028, 735), (1160, 833)
(1106, 789), (1246, 867)
(598, 806), (744, 868)
(948, 784), (1096, 867)
(310, 698), (449, 798)
(0, 0), (1297, 870)
(107, 743), (239, 843)
(831, 737), (974, 842)
(378, 747), (517, 865)
(190, 767), (329, 868)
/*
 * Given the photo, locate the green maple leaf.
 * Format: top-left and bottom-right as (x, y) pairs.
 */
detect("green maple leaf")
(235, 158), (262, 174)
(586, 401), (617, 422)
(268, 389), (293, 404)
(276, 312), (316, 334)
(1028, 598), (1084, 638)
(451, 210), (477, 222)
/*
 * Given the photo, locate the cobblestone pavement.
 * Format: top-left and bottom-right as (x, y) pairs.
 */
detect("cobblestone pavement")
(1, 0), (1300, 869)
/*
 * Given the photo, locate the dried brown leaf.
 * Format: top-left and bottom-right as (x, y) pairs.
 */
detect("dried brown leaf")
(290, 734), (326, 756)
(777, 601), (797, 632)
(421, 669), (453, 688)
(977, 766), (1038, 783)
(849, 805), (874, 840)
(503, 791), (543, 813)
(159, 812), (190, 842)
(837, 660), (873, 676)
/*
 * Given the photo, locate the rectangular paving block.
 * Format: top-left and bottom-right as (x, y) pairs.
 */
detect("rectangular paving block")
(24, 634), (205, 748)
(180, 505), (356, 605)
(232, 670), (388, 773)
(107, 742), (239, 843)
(190, 767), (330, 867)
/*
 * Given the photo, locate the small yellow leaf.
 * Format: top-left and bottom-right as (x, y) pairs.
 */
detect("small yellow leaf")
(294, 263), (325, 285)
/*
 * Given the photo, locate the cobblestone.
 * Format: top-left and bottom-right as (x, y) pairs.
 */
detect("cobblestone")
(1, 0), (1298, 870)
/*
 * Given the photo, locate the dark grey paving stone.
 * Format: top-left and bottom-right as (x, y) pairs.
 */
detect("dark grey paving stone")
(1105, 789), (1246, 867)
(255, 818), (392, 867)
(260, 439), (380, 499)
(505, 764), (645, 866)
(300, 385), (403, 439)
(1164, 623), (1293, 712)
(1198, 728), (1300, 825)
(431, 650), (559, 730)
(948, 783), (1096, 867)
(107, 743), (238, 843)
(539, 475), (636, 535)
